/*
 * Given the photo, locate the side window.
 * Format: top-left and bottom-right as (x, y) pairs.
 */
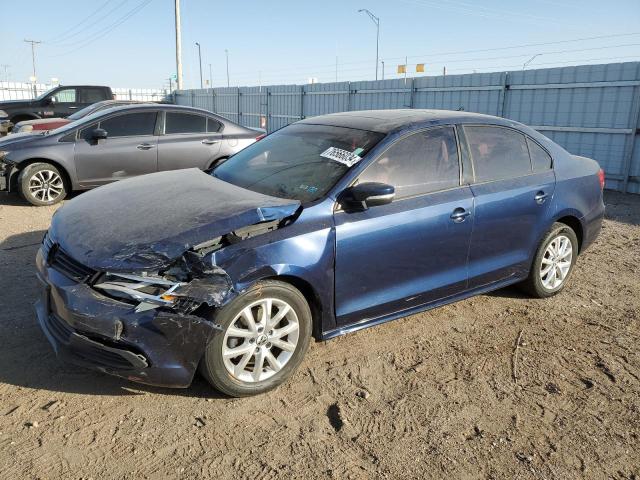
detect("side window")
(50, 88), (76, 103)
(465, 126), (531, 182)
(207, 118), (222, 132)
(165, 112), (207, 134)
(99, 112), (157, 137)
(81, 88), (108, 103)
(527, 137), (552, 171)
(358, 127), (460, 199)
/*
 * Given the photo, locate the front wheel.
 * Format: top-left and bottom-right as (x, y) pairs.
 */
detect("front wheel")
(18, 162), (67, 206)
(199, 280), (312, 397)
(520, 222), (578, 298)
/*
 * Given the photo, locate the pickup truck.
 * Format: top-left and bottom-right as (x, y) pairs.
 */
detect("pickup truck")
(0, 85), (114, 134)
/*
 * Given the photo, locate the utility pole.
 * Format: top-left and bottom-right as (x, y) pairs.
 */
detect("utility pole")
(0, 64), (9, 82)
(381, 60), (385, 80)
(225, 49), (230, 87)
(208, 63), (213, 88)
(523, 53), (542, 70)
(195, 42), (203, 88)
(174, 0), (183, 90)
(335, 56), (338, 82)
(358, 9), (380, 81)
(24, 40), (41, 80)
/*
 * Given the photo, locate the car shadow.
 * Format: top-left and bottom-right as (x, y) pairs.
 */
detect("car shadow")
(0, 229), (227, 399)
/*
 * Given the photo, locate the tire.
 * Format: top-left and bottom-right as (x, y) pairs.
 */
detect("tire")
(18, 163), (68, 206)
(520, 222), (579, 298)
(199, 280), (312, 397)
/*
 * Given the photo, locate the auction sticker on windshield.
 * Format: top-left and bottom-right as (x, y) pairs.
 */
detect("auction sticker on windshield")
(320, 146), (364, 167)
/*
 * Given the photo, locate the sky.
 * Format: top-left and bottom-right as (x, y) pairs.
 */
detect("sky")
(1, 0), (639, 90)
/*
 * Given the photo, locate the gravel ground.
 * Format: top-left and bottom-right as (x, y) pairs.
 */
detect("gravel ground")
(0, 191), (638, 479)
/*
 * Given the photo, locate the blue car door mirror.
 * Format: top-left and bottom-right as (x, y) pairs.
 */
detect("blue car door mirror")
(340, 182), (395, 210)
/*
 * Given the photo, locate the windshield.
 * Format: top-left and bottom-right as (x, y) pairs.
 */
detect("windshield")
(213, 124), (384, 202)
(68, 103), (101, 120)
(34, 87), (57, 101)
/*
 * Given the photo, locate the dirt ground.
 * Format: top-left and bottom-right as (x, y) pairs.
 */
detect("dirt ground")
(0, 191), (638, 480)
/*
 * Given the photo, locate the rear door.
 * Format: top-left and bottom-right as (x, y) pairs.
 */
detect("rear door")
(157, 111), (223, 172)
(462, 125), (556, 288)
(334, 126), (474, 325)
(74, 110), (159, 186)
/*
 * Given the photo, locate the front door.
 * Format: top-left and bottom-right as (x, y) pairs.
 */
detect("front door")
(74, 111), (159, 187)
(334, 126), (474, 326)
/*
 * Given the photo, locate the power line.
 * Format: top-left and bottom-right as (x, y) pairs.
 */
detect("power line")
(227, 32), (640, 79)
(49, 0), (154, 56)
(45, 0), (115, 44)
(47, 0), (129, 46)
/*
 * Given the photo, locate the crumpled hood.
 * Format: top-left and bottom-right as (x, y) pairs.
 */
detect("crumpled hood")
(49, 169), (301, 272)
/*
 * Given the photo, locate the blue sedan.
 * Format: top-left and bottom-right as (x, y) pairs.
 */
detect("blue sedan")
(35, 109), (605, 396)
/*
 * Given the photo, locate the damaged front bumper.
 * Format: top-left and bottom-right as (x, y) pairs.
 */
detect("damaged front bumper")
(34, 248), (223, 388)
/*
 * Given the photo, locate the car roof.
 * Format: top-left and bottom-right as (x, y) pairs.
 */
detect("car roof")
(98, 103), (220, 116)
(298, 109), (521, 134)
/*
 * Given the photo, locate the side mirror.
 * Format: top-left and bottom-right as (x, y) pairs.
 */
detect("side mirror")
(44, 97), (55, 105)
(91, 128), (108, 140)
(340, 182), (395, 210)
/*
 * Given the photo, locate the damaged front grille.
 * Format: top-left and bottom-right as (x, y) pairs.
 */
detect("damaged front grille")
(47, 241), (98, 283)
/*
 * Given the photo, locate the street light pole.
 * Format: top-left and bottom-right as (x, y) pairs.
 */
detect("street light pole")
(209, 63), (213, 88)
(174, 0), (183, 90)
(195, 42), (203, 88)
(225, 49), (230, 87)
(358, 9), (380, 81)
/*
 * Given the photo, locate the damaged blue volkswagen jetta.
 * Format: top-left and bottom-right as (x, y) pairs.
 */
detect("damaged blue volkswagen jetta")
(35, 109), (605, 397)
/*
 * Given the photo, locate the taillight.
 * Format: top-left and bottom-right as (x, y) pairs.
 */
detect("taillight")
(255, 133), (266, 142)
(598, 168), (605, 190)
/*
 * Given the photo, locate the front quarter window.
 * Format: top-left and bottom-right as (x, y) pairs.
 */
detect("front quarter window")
(213, 124), (384, 202)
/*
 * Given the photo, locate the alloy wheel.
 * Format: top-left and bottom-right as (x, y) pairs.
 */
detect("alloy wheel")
(540, 234), (573, 290)
(28, 170), (64, 203)
(222, 298), (300, 383)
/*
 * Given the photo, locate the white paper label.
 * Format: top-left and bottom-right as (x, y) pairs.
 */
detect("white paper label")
(320, 146), (363, 167)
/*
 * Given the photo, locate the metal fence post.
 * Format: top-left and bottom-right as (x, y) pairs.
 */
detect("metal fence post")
(409, 78), (415, 108)
(622, 84), (640, 192)
(498, 72), (509, 118)
(191, 90), (195, 107)
(237, 87), (241, 125)
(300, 85), (305, 119)
(266, 87), (271, 133)
(212, 88), (216, 114)
(347, 82), (352, 111)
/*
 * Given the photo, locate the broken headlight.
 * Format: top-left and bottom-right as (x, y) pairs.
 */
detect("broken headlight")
(93, 272), (194, 313)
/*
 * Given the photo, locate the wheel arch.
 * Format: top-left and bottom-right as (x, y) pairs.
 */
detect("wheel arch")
(263, 274), (324, 340)
(14, 158), (73, 192)
(554, 214), (584, 253)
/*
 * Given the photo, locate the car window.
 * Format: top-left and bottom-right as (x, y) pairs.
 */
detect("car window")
(213, 123), (384, 202)
(527, 137), (552, 171)
(50, 88), (76, 103)
(465, 126), (532, 182)
(165, 112), (207, 134)
(99, 112), (157, 137)
(207, 118), (222, 132)
(81, 88), (107, 104)
(357, 127), (460, 198)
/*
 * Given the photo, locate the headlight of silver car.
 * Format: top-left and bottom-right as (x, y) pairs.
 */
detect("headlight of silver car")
(0, 110), (7, 118)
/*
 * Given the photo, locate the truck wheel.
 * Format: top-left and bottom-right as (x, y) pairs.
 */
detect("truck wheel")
(18, 163), (68, 206)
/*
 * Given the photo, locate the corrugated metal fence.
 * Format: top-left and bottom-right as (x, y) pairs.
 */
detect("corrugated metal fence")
(174, 62), (640, 193)
(0, 82), (169, 102)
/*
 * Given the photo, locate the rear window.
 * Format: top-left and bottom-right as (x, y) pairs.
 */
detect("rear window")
(165, 112), (207, 134)
(527, 137), (553, 171)
(465, 126), (531, 182)
(213, 124), (384, 202)
(81, 88), (108, 103)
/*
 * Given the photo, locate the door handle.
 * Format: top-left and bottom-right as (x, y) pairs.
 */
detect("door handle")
(450, 207), (471, 223)
(68, 106), (78, 110)
(201, 139), (220, 145)
(136, 143), (156, 150)
(535, 191), (548, 205)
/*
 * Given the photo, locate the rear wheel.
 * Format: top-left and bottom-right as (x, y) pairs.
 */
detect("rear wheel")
(520, 222), (578, 298)
(199, 280), (312, 397)
(18, 163), (67, 206)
